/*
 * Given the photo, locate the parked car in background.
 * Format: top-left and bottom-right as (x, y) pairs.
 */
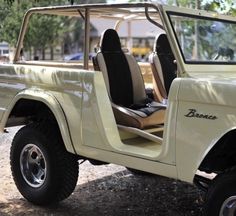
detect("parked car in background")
(64, 52), (95, 61)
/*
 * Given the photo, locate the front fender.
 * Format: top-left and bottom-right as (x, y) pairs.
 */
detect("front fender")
(1, 88), (75, 154)
(176, 78), (236, 183)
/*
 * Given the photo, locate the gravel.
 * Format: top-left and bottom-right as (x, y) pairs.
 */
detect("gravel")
(0, 127), (204, 216)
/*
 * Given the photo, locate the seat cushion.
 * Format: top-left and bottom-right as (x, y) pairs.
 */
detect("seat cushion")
(112, 102), (166, 129)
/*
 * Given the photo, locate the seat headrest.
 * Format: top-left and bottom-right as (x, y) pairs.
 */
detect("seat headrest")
(154, 34), (172, 55)
(100, 29), (122, 52)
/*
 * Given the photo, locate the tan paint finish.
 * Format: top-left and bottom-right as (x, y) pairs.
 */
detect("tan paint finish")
(176, 76), (236, 181)
(1, 3), (236, 184)
(0, 63), (85, 153)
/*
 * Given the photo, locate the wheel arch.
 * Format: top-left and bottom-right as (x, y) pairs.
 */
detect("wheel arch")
(1, 89), (76, 154)
(198, 129), (236, 174)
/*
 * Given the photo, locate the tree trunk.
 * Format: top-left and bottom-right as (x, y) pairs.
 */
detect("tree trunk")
(50, 45), (54, 60)
(196, 0), (200, 9)
(42, 47), (45, 60)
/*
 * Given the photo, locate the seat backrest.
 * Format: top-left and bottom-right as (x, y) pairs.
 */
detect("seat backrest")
(150, 34), (177, 100)
(93, 29), (146, 107)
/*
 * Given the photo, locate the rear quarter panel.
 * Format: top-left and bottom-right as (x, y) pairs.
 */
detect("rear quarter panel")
(0, 64), (25, 122)
(0, 63), (85, 152)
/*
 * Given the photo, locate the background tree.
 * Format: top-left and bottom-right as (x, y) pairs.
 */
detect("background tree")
(1, 0), (235, 60)
(166, 0), (236, 14)
(167, 0), (236, 61)
(201, 0), (236, 15)
(0, 0), (105, 59)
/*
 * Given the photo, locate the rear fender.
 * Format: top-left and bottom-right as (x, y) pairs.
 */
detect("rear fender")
(1, 89), (75, 154)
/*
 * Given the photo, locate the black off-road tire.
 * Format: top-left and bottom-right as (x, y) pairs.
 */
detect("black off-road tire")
(10, 121), (79, 205)
(204, 170), (236, 216)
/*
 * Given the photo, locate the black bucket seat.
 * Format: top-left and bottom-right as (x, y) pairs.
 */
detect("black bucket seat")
(93, 29), (166, 129)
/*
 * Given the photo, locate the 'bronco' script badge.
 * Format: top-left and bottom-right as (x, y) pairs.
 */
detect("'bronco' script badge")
(185, 109), (217, 120)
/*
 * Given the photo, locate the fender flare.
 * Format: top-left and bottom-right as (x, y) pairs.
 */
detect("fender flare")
(1, 89), (76, 154)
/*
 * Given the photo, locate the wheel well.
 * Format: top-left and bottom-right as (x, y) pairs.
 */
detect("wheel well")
(199, 130), (236, 173)
(6, 99), (56, 127)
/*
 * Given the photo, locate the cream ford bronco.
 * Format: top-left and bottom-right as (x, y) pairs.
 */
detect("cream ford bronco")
(1, 2), (236, 215)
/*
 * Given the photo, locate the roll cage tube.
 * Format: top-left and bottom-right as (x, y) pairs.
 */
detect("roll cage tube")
(145, 6), (164, 30)
(84, 8), (90, 70)
(13, 3), (163, 66)
(83, 4), (163, 69)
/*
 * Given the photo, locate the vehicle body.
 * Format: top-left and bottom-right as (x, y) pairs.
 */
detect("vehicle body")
(1, 2), (236, 215)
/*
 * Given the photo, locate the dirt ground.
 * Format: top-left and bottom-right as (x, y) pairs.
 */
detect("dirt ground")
(0, 127), (204, 216)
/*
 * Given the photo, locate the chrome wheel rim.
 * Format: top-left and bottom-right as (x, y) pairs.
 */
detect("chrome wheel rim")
(220, 196), (236, 216)
(20, 144), (47, 188)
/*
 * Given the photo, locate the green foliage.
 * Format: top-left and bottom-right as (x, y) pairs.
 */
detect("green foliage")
(2, 0), (235, 61)
(169, 10), (236, 62)
(0, 0), (105, 59)
(128, 0), (145, 2)
(167, 0), (236, 15)
(201, 0), (236, 15)
(0, 1), (33, 46)
(25, 14), (66, 49)
(0, 1), (66, 46)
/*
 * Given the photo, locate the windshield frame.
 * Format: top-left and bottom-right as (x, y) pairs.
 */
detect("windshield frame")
(167, 11), (236, 65)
